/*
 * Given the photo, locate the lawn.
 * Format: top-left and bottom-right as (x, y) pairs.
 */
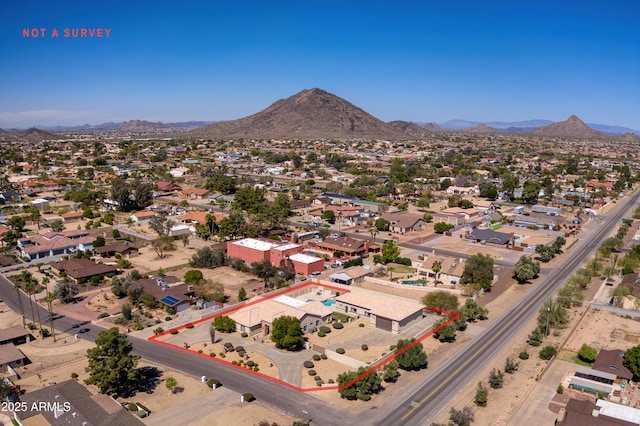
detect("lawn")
(557, 350), (594, 367)
(387, 263), (416, 274)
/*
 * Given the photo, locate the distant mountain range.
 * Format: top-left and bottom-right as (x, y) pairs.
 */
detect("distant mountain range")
(437, 118), (639, 135)
(3, 88), (639, 139)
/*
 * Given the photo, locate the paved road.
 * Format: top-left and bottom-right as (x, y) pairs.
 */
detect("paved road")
(375, 190), (640, 426)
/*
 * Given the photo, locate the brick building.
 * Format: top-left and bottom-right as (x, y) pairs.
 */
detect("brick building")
(227, 238), (323, 276)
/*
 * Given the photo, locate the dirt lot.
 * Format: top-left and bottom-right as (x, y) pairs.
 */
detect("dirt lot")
(167, 266), (266, 303)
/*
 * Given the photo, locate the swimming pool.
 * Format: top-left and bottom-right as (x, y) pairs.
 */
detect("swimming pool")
(321, 299), (336, 307)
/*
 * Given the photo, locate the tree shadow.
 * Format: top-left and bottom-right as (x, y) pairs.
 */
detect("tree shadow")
(135, 366), (162, 395)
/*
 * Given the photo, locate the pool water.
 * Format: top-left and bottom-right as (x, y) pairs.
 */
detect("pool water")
(321, 299), (337, 307)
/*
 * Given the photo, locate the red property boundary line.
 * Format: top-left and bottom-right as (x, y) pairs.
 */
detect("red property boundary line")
(148, 281), (459, 392)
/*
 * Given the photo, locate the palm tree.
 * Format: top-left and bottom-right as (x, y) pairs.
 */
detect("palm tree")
(13, 281), (26, 328)
(31, 276), (44, 332)
(20, 271), (37, 325)
(45, 292), (56, 341)
(369, 227), (378, 245)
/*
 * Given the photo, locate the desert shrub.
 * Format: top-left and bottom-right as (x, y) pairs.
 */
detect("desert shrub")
(312, 354), (321, 361)
(242, 393), (255, 402)
(237, 351), (246, 358)
(390, 345), (396, 351)
(321, 354), (327, 360)
(241, 332), (248, 338)
(235, 346), (244, 352)
(557, 384), (564, 394)
(170, 329), (178, 335)
(333, 322), (344, 329)
(336, 348), (345, 354)
(308, 370), (316, 376)
(315, 379), (324, 385)
(127, 403), (137, 411)
(71, 372), (78, 379)
(505, 358), (519, 373)
(165, 316), (172, 321)
(247, 360), (255, 367)
(185, 323), (194, 329)
(254, 367), (259, 372)
(357, 392), (371, 401)
(361, 344), (368, 351)
(198, 349), (203, 353)
(318, 331), (326, 337)
(319, 325), (331, 333)
(97, 312), (110, 319)
(519, 350), (530, 360)
(328, 379), (334, 384)
(359, 323), (365, 327)
(304, 361), (315, 368)
(209, 352), (216, 357)
(206, 379), (221, 388)
(132, 322), (143, 331)
(540, 345), (557, 360)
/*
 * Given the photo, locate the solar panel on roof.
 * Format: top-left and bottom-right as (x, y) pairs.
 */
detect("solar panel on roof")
(161, 295), (180, 306)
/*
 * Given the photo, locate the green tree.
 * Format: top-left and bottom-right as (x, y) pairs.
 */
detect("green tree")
(218, 210), (248, 239)
(122, 303), (132, 321)
(513, 255), (540, 283)
(7, 215), (26, 233)
(488, 368), (504, 389)
(521, 180), (540, 204)
(212, 315), (236, 333)
(375, 218), (390, 231)
(623, 345), (640, 380)
(323, 210), (335, 220)
(165, 376), (177, 393)
(270, 316), (304, 351)
(49, 219), (65, 232)
(537, 300), (569, 335)
(193, 279), (225, 303)
(85, 328), (141, 396)
(421, 291), (459, 312)
(134, 183), (154, 209)
(337, 366), (382, 401)
(556, 283), (584, 308)
(251, 259), (279, 288)
(434, 318), (458, 342)
(54, 278), (78, 304)
(190, 247), (226, 268)
(184, 270), (204, 284)
(540, 345), (557, 360)
(578, 344), (598, 363)
(474, 382), (488, 407)
(611, 286), (630, 308)
(433, 222), (454, 234)
(111, 178), (135, 212)
(380, 240), (400, 264)
(151, 235), (175, 259)
(460, 298), (488, 322)
(237, 287), (248, 302)
(423, 212), (434, 223)
(382, 359), (400, 383)
(93, 236), (106, 247)
(394, 338), (428, 370)
(461, 253), (494, 292)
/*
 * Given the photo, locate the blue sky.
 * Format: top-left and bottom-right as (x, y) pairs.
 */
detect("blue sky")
(1, 1), (639, 129)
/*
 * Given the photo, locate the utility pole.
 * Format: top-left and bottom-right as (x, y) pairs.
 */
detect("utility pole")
(545, 306), (551, 336)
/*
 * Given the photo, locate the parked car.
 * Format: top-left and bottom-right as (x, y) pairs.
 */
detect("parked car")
(310, 271), (322, 277)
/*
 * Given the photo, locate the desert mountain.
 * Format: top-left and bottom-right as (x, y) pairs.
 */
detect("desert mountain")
(464, 123), (497, 133)
(0, 128), (6, 134)
(387, 120), (435, 137)
(422, 122), (443, 132)
(188, 88), (409, 140)
(115, 120), (171, 132)
(619, 132), (640, 144)
(4, 128), (66, 143)
(532, 115), (607, 139)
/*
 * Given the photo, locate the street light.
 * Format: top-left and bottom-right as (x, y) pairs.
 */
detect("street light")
(545, 306), (551, 336)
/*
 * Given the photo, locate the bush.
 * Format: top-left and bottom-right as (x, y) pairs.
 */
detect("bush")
(132, 322), (143, 331)
(318, 331), (326, 337)
(247, 360), (255, 367)
(321, 354), (327, 360)
(361, 344), (368, 351)
(394, 257), (412, 266)
(557, 384), (564, 394)
(312, 354), (321, 361)
(319, 325), (331, 333)
(206, 379), (221, 388)
(170, 329), (179, 335)
(357, 392), (371, 401)
(97, 312), (110, 319)
(578, 343), (598, 363)
(308, 370), (317, 376)
(128, 403), (137, 411)
(241, 332), (248, 338)
(185, 323), (194, 329)
(540, 345), (557, 360)
(242, 393), (255, 402)
(209, 352), (216, 357)
(336, 348), (345, 354)
(359, 323), (365, 327)
(71, 372), (78, 379)
(304, 361), (315, 368)
(165, 316), (172, 321)
(333, 322), (344, 329)
(235, 346), (244, 352)
(519, 350), (530, 360)
(328, 379), (334, 384)
(505, 358), (519, 373)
